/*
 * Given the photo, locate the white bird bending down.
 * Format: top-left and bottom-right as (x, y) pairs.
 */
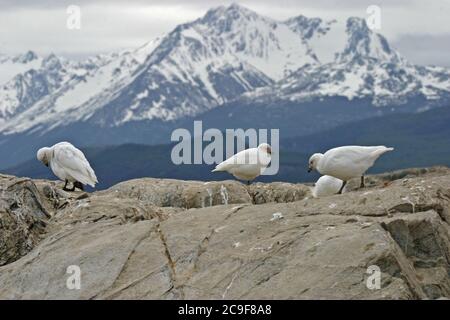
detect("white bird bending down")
(308, 145), (394, 194)
(211, 143), (272, 185)
(312, 175), (345, 198)
(37, 142), (98, 191)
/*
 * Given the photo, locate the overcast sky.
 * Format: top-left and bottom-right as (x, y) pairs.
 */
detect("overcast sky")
(1, 0), (449, 66)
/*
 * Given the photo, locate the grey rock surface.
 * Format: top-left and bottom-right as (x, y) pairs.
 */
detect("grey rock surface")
(0, 175), (49, 266)
(0, 167), (449, 299)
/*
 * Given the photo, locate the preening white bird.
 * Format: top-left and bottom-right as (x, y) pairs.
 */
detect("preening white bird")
(211, 143), (272, 184)
(312, 175), (345, 198)
(308, 145), (394, 194)
(37, 142), (98, 191)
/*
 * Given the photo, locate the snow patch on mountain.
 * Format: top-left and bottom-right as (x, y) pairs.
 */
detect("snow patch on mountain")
(245, 58), (450, 107)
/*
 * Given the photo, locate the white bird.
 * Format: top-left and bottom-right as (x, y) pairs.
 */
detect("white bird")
(312, 175), (346, 198)
(212, 143), (272, 184)
(37, 142), (98, 191)
(308, 145), (394, 194)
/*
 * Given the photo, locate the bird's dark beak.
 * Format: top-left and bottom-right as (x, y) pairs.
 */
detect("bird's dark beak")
(308, 168), (312, 173)
(267, 147), (272, 155)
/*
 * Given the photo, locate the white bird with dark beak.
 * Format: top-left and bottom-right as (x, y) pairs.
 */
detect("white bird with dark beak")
(37, 142), (98, 191)
(212, 143), (272, 185)
(308, 145), (394, 194)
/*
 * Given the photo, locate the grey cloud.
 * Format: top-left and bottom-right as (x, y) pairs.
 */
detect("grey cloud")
(0, 0), (421, 11)
(393, 34), (450, 67)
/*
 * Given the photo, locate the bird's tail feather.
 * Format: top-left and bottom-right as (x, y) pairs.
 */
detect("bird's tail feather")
(372, 146), (394, 158)
(212, 162), (228, 172)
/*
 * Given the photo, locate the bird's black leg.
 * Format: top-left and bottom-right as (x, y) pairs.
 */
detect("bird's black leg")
(74, 181), (84, 191)
(338, 181), (347, 194)
(66, 182), (76, 192)
(63, 180), (69, 191)
(360, 176), (365, 189)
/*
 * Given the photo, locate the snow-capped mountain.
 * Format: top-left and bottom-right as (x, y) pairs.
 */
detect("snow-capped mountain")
(243, 17), (450, 106)
(0, 51), (42, 86)
(0, 50), (128, 125)
(2, 3), (319, 134)
(1, 54), (79, 123)
(1, 4), (450, 135)
(244, 58), (450, 107)
(0, 41), (161, 131)
(0, 3), (450, 169)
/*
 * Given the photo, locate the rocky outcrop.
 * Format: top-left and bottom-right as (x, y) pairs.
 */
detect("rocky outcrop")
(0, 175), (49, 266)
(0, 167), (449, 299)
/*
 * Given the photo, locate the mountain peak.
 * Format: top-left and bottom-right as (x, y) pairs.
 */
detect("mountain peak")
(345, 17), (373, 40)
(202, 3), (267, 24)
(12, 50), (38, 64)
(227, 2), (255, 13)
(41, 53), (62, 70)
(338, 16), (398, 63)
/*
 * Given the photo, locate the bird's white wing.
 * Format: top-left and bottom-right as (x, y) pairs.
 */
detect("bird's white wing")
(326, 146), (380, 167)
(213, 148), (258, 171)
(322, 146), (393, 180)
(54, 144), (98, 187)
